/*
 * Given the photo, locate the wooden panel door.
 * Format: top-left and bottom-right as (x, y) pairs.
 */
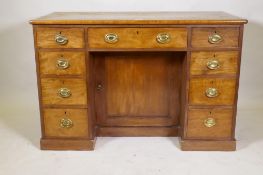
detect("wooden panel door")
(94, 52), (184, 127)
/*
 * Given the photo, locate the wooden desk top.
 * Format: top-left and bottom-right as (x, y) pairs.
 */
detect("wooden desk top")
(30, 12), (248, 25)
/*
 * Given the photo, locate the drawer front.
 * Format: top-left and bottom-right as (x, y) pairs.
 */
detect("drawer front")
(36, 28), (84, 48)
(189, 78), (236, 105)
(41, 78), (87, 105)
(39, 51), (86, 76)
(190, 51), (238, 75)
(191, 27), (239, 48)
(88, 28), (187, 48)
(186, 108), (233, 139)
(43, 108), (89, 138)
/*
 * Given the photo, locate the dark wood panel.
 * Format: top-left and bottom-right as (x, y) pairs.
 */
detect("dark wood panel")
(97, 126), (178, 136)
(94, 52), (184, 127)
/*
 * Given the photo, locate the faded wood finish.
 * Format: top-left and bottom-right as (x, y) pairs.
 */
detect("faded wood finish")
(39, 51), (86, 76)
(190, 51), (238, 75)
(41, 78), (87, 105)
(30, 12), (247, 25)
(186, 108), (233, 139)
(189, 78), (236, 105)
(43, 108), (89, 138)
(88, 28), (187, 49)
(30, 12), (247, 151)
(191, 27), (240, 48)
(36, 28), (84, 48)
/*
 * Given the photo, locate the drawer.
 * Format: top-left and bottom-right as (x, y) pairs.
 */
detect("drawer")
(189, 78), (236, 105)
(186, 108), (233, 139)
(88, 28), (187, 49)
(43, 108), (89, 138)
(39, 51), (86, 76)
(190, 51), (238, 75)
(36, 28), (84, 48)
(41, 78), (87, 105)
(191, 27), (239, 48)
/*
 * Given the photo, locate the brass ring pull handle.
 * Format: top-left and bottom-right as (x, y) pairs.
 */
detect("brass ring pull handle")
(207, 60), (220, 70)
(57, 58), (70, 69)
(156, 33), (171, 44)
(205, 87), (219, 98)
(104, 33), (119, 43)
(60, 118), (73, 128)
(58, 88), (71, 98)
(55, 34), (68, 45)
(204, 118), (216, 127)
(208, 33), (222, 44)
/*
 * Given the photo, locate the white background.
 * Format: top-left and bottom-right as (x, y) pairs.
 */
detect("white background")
(0, 1), (263, 175)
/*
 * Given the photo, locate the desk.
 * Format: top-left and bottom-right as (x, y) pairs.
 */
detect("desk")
(30, 12), (247, 151)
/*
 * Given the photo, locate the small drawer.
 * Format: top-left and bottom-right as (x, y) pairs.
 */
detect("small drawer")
(39, 51), (86, 76)
(191, 27), (239, 48)
(88, 28), (187, 49)
(36, 28), (84, 48)
(41, 78), (87, 105)
(189, 78), (236, 105)
(43, 108), (89, 138)
(186, 108), (233, 139)
(190, 51), (238, 75)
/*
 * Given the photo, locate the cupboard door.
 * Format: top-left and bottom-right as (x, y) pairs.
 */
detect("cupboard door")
(94, 52), (184, 126)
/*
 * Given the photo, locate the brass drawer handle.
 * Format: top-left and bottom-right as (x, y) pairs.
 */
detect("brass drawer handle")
(156, 33), (171, 44)
(58, 88), (71, 98)
(205, 87), (218, 98)
(55, 34), (68, 45)
(57, 58), (70, 69)
(208, 33), (222, 44)
(105, 33), (119, 43)
(204, 118), (216, 127)
(207, 60), (220, 70)
(60, 118), (73, 128)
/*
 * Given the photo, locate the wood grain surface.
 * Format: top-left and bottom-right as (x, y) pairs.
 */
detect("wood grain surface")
(180, 139), (236, 151)
(39, 51), (86, 76)
(186, 108), (233, 139)
(94, 52), (184, 126)
(191, 27), (239, 48)
(41, 78), (87, 105)
(30, 12), (248, 25)
(36, 28), (84, 48)
(88, 28), (187, 49)
(189, 78), (236, 105)
(190, 51), (238, 75)
(41, 138), (95, 150)
(43, 108), (89, 138)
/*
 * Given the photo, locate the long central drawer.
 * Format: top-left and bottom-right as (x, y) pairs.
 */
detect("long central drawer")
(87, 28), (187, 49)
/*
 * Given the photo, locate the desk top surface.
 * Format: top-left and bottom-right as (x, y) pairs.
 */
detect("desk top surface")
(30, 12), (247, 25)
